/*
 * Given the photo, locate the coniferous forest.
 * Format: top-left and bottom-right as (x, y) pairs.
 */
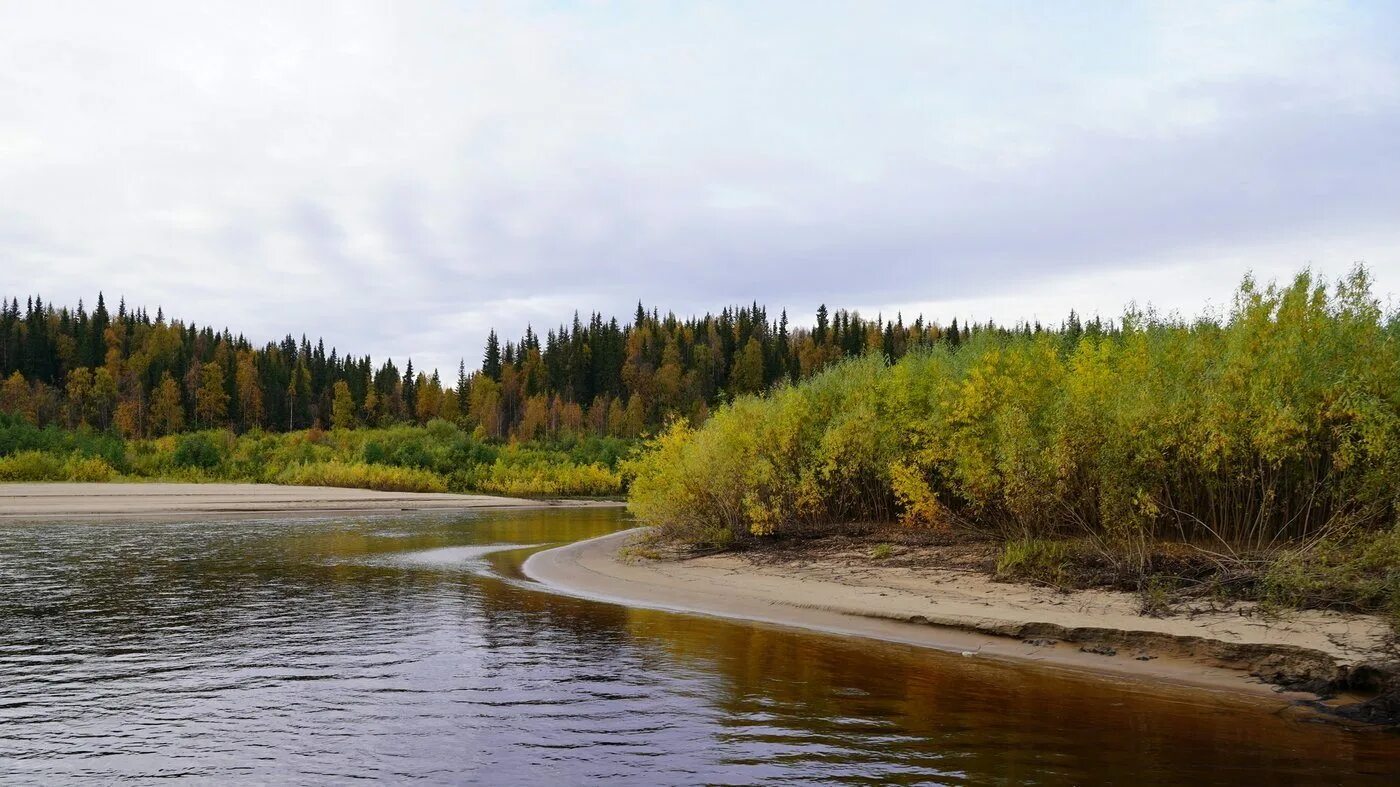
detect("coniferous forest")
(0, 293), (1033, 439)
(0, 290), (1031, 497)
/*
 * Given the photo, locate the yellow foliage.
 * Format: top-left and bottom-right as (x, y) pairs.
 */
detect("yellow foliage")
(277, 461), (447, 493)
(628, 266), (1400, 549)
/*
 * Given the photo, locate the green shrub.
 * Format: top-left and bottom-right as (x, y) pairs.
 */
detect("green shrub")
(424, 418), (458, 440)
(558, 435), (633, 469)
(362, 440), (390, 465)
(391, 441), (434, 470)
(0, 413), (125, 467)
(173, 433), (223, 470)
(445, 438), (498, 468)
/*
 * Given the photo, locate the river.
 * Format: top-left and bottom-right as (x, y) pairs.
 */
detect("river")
(1, 507), (1397, 784)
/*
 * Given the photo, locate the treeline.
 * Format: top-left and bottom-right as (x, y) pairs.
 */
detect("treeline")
(0, 293), (1089, 440)
(629, 268), (1400, 555)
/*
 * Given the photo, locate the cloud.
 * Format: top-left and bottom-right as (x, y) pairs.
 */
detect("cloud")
(1, 1), (1398, 375)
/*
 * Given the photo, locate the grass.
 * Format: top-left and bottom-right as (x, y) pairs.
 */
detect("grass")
(1262, 528), (1400, 628)
(1136, 577), (1177, 618)
(987, 529), (1400, 629)
(617, 541), (668, 563)
(995, 538), (1076, 587)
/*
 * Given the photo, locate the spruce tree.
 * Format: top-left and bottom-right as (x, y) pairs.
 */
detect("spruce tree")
(402, 360), (417, 421)
(456, 359), (470, 419)
(483, 331), (502, 381)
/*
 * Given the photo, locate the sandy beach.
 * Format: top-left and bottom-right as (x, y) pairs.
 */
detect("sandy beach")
(525, 530), (1399, 717)
(0, 482), (621, 521)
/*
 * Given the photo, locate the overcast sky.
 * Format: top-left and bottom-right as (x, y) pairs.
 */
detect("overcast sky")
(3, 1), (1398, 374)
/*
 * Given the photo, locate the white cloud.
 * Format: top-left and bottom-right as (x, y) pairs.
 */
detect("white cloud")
(875, 230), (1400, 331)
(1, 1), (1398, 373)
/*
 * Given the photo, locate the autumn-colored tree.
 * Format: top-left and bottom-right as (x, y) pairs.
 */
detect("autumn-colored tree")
(361, 386), (380, 427)
(30, 381), (61, 426)
(90, 366), (118, 429)
(331, 380), (356, 430)
(606, 397), (626, 437)
(183, 359), (202, 413)
(729, 337), (766, 395)
(195, 362), (228, 427)
(3, 288), (997, 441)
(113, 399), (142, 438)
(414, 372), (441, 425)
(439, 390), (460, 423)
(517, 394), (549, 440)
(148, 372), (185, 436)
(499, 364), (520, 431)
(235, 352), (263, 431)
(468, 374), (503, 439)
(1, 371), (35, 423)
(655, 338), (683, 412)
(621, 394), (645, 438)
(587, 394), (609, 434)
(287, 361), (311, 430)
(64, 366), (93, 427)
(553, 396), (584, 436)
(102, 322), (125, 372)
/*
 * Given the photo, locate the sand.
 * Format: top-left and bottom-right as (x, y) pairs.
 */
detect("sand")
(525, 530), (1397, 710)
(0, 482), (621, 521)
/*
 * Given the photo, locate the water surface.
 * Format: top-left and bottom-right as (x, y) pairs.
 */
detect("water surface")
(1, 508), (1397, 784)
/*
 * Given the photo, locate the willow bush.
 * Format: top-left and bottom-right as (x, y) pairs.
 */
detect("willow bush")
(629, 268), (1400, 551)
(277, 461), (448, 493)
(0, 450), (116, 482)
(628, 356), (901, 547)
(459, 456), (621, 498)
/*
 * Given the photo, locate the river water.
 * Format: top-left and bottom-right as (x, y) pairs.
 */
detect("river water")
(1, 507), (1397, 784)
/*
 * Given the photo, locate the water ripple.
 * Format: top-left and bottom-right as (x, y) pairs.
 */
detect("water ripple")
(1, 508), (1397, 784)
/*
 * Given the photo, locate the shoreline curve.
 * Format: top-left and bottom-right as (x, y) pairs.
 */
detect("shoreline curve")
(523, 529), (1397, 723)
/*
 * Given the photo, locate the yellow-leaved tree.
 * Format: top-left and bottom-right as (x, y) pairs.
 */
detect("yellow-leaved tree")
(148, 372), (184, 436)
(331, 380), (357, 430)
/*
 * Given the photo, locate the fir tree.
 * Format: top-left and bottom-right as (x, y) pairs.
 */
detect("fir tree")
(483, 331), (502, 381)
(456, 359), (470, 420)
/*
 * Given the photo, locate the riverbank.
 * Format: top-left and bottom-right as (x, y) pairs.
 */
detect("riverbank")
(0, 482), (622, 521)
(525, 530), (1400, 725)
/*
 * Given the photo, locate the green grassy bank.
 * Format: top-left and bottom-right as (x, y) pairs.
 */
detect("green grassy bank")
(0, 415), (629, 497)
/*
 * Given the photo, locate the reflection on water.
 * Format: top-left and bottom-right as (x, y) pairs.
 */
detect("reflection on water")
(0, 507), (1396, 784)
